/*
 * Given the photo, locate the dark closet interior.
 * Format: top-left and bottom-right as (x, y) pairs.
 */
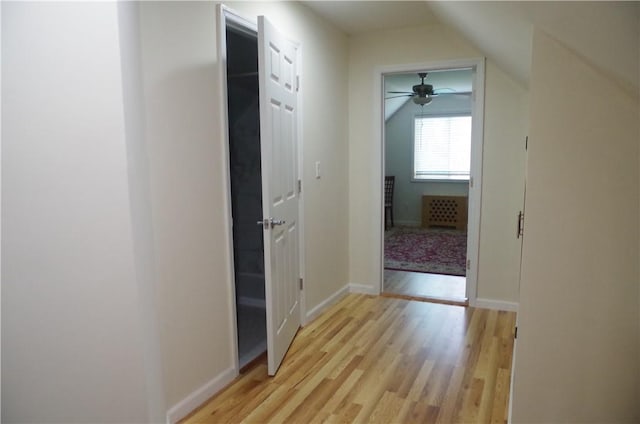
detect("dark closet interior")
(226, 26), (267, 369)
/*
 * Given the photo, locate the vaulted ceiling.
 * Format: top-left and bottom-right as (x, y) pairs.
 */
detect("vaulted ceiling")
(302, 1), (640, 93)
(384, 69), (473, 121)
(301, 1), (438, 34)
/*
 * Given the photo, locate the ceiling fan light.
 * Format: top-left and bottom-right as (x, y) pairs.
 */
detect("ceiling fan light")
(413, 95), (432, 106)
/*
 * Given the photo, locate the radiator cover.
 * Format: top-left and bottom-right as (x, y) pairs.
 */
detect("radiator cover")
(421, 195), (468, 231)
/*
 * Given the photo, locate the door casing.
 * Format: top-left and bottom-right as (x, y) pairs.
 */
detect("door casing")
(375, 58), (486, 305)
(217, 4), (306, 376)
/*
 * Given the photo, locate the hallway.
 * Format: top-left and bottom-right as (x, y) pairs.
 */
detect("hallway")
(183, 293), (516, 423)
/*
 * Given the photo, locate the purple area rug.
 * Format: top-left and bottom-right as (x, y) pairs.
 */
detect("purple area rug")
(384, 226), (467, 276)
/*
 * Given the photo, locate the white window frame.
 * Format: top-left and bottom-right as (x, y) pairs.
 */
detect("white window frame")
(412, 112), (472, 183)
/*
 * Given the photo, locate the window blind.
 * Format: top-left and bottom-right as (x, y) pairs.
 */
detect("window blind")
(414, 115), (471, 180)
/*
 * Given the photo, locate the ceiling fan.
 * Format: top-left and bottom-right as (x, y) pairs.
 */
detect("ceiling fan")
(386, 72), (471, 105)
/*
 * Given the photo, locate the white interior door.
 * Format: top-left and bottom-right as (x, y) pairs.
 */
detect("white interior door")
(258, 15), (301, 376)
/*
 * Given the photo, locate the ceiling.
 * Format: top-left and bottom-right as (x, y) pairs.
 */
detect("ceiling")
(384, 69), (473, 121)
(302, 1), (438, 35)
(430, 1), (640, 90)
(301, 1), (640, 93)
(385, 69), (473, 95)
(302, 0), (475, 120)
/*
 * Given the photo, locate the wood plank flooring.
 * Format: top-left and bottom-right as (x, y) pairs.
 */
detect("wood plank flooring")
(183, 294), (516, 424)
(384, 269), (467, 304)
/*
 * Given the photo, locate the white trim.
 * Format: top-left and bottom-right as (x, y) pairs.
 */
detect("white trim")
(375, 58), (485, 303)
(393, 220), (421, 227)
(295, 42), (307, 330)
(410, 178), (469, 183)
(221, 4), (257, 33)
(165, 366), (236, 424)
(465, 58), (485, 306)
(0, 1), (3, 416)
(217, 2), (244, 380)
(304, 284), (349, 324)
(349, 283), (379, 295)
(474, 298), (519, 312)
(508, 352), (516, 424)
(375, 65), (386, 294)
(219, 4), (306, 363)
(238, 296), (266, 309)
(507, 314), (519, 424)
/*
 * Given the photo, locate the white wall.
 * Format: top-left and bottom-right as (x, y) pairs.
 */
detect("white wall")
(385, 94), (470, 226)
(137, 2), (235, 408)
(512, 30), (640, 422)
(477, 62), (528, 303)
(117, 3), (167, 421)
(227, 1), (350, 315)
(2, 2), (350, 422)
(348, 24), (528, 304)
(137, 0), (350, 413)
(2, 3), (152, 422)
(428, 2), (640, 92)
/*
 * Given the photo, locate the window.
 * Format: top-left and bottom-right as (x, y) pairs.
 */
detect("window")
(413, 114), (471, 181)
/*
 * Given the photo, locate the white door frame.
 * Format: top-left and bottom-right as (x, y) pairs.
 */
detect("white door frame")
(374, 58), (485, 305)
(217, 4), (306, 376)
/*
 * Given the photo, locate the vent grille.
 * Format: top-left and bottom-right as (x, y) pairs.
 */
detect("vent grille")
(422, 195), (468, 231)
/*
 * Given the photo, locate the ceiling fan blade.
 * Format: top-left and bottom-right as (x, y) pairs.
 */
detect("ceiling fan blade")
(433, 90), (472, 96)
(387, 91), (414, 94)
(385, 94), (413, 100)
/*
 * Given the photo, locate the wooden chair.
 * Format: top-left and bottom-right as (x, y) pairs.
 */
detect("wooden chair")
(384, 176), (395, 230)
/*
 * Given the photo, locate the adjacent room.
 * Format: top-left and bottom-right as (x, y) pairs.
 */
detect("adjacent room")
(383, 68), (474, 304)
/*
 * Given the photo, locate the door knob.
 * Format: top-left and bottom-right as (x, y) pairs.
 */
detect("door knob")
(257, 218), (286, 229)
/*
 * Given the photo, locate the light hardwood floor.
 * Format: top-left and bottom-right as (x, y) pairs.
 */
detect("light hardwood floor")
(183, 294), (516, 423)
(384, 269), (467, 304)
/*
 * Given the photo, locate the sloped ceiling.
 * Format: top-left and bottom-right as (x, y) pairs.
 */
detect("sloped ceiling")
(302, 1), (640, 93)
(426, 1), (532, 87)
(428, 1), (640, 91)
(384, 69), (473, 121)
(302, 1), (439, 34)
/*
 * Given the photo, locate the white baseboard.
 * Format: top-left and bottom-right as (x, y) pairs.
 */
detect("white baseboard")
(166, 366), (236, 424)
(348, 283), (379, 295)
(238, 296), (266, 309)
(507, 335), (518, 423)
(473, 298), (519, 312)
(393, 220), (421, 227)
(304, 284), (349, 324)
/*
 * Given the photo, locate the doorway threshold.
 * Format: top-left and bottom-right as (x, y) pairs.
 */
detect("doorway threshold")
(380, 291), (468, 307)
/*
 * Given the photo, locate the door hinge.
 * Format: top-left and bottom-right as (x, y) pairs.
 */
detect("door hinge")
(514, 326), (518, 339)
(299, 277), (303, 290)
(517, 211), (525, 238)
(298, 179), (302, 194)
(466, 259), (471, 270)
(469, 176), (474, 188)
(525, 136), (528, 151)
(296, 75), (300, 92)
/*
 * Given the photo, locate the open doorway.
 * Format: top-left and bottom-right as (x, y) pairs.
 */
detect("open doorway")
(380, 62), (484, 305)
(220, 6), (304, 376)
(225, 24), (267, 369)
